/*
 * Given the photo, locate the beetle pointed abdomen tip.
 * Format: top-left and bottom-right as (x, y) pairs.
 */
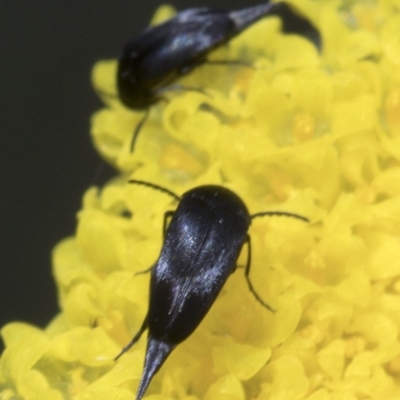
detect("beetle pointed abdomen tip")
(136, 336), (175, 400)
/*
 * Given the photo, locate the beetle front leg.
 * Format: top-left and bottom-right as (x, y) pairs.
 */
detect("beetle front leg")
(244, 235), (275, 313)
(204, 59), (255, 69)
(163, 210), (175, 239)
(130, 108), (150, 153)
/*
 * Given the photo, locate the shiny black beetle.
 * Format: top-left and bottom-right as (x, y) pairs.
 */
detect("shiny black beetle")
(118, 1), (322, 151)
(116, 180), (309, 400)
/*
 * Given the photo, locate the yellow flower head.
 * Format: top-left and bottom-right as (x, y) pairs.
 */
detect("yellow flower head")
(2, 1), (400, 399)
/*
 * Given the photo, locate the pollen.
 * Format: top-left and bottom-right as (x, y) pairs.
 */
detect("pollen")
(293, 113), (316, 144)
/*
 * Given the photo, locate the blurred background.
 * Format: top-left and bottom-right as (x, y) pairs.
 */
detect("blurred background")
(0, 0), (251, 350)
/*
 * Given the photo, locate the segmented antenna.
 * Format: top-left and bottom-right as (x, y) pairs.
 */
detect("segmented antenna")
(128, 179), (181, 202)
(251, 211), (309, 223)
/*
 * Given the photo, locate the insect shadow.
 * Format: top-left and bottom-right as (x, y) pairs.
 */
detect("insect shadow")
(118, 1), (322, 152)
(116, 179), (309, 400)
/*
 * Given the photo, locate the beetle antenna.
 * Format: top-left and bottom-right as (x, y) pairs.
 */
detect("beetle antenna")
(251, 211), (309, 223)
(128, 179), (181, 202)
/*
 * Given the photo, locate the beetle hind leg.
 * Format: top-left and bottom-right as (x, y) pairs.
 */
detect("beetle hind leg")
(115, 315), (149, 361)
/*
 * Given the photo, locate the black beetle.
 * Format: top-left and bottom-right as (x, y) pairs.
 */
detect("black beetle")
(116, 179), (309, 400)
(118, 2), (322, 151)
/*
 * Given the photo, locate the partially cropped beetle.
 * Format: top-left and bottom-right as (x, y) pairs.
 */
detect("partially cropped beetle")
(115, 180), (309, 400)
(118, 1), (322, 151)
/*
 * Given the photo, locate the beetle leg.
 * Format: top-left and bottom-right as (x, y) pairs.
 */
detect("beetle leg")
(130, 108), (150, 153)
(163, 210), (175, 239)
(180, 86), (211, 97)
(244, 235), (275, 312)
(115, 314), (149, 361)
(159, 84), (212, 99)
(204, 59), (255, 69)
(134, 266), (153, 275)
(178, 57), (206, 75)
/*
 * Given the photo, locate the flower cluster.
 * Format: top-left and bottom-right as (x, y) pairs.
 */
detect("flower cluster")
(2, 1), (400, 399)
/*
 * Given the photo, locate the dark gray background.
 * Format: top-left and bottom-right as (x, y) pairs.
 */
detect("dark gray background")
(0, 0), (249, 349)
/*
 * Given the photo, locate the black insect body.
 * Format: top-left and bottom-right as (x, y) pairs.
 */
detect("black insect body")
(116, 180), (309, 400)
(118, 2), (322, 151)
